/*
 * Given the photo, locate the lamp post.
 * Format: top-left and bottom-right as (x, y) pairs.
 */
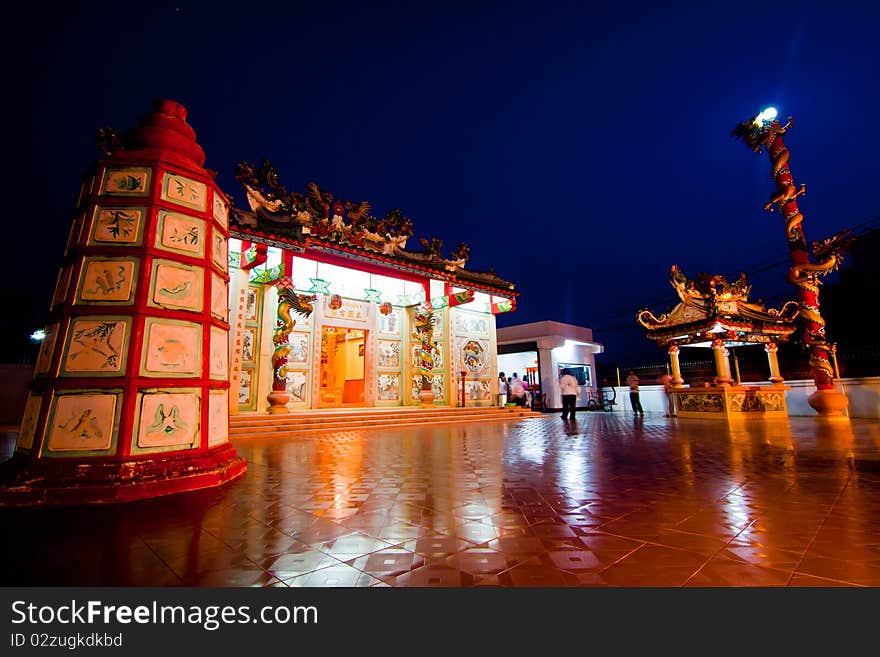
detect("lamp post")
(733, 108), (852, 417)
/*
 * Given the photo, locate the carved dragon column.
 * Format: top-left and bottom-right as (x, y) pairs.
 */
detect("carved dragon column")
(0, 99), (246, 504)
(267, 277), (315, 414)
(734, 111), (849, 417)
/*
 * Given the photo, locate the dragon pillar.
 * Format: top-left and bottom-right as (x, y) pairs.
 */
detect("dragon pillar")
(267, 278), (314, 413)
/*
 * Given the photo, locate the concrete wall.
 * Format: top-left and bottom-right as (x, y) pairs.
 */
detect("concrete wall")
(604, 376), (880, 419)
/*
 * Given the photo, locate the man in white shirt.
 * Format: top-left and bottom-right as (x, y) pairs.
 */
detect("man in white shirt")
(559, 369), (579, 420)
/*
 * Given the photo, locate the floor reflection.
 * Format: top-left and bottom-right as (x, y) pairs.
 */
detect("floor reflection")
(1, 413), (879, 587)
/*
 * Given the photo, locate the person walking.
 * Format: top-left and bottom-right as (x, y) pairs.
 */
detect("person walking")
(498, 372), (509, 407)
(658, 372), (676, 417)
(559, 369), (579, 421)
(626, 371), (644, 415)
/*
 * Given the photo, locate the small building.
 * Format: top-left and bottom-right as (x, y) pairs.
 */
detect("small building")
(496, 321), (603, 411)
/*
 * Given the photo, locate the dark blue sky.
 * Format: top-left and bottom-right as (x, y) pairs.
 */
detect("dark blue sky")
(2, 1), (878, 363)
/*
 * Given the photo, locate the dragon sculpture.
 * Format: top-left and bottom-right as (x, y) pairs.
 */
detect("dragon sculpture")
(411, 304), (437, 391)
(733, 112), (854, 389)
(271, 281), (316, 391)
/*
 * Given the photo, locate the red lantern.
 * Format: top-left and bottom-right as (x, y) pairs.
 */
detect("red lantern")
(328, 294), (342, 310)
(379, 301), (392, 315)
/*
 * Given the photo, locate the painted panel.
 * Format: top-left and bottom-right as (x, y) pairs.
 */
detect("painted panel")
(288, 332), (310, 365)
(677, 393), (724, 413)
(61, 318), (128, 375)
(76, 257), (138, 304)
(34, 323), (59, 375)
(465, 380), (492, 402)
(411, 343), (443, 370)
(238, 369), (254, 405)
(378, 308), (402, 336)
(137, 392), (200, 448)
(212, 193), (229, 229)
(89, 206), (145, 245)
(286, 370), (309, 404)
(377, 373), (400, 401)
(241, 327), (257, 363)
(101, 167), (151, 197)
(161, 172), (207, 211)
(324, 297), (368, 323)
(454, 310), (489, 336)
(142, 319), (202, 376)
(52, 266), (72, 307)
(16, 394), (42, 451)
(209, 326), (228, 380)
(728, 391), (785, 412)
(209, 390), (229, 446)
(211, 273), (228, 321)
(155, 210), (206, 257)
(150, 260), (204, 311)
(411, 374), (444, 401)
(46, 393), (117, 452)
(377, 340), (400, 369)
(244, 287), (260, 322)
(211, 228), (227, 269)
(457, 337), (489, 376)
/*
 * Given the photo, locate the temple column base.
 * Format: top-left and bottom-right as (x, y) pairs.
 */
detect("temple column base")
(419, 390), (435, 407)
(0, 444), (246, 506)
(808, 389), (849, 418)
(267, 390), (292, 414)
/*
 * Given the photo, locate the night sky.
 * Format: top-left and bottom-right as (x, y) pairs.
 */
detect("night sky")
(2, 1), (878, 365)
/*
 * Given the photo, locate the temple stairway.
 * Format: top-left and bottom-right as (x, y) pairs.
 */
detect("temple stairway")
(229, 405), (544, 438)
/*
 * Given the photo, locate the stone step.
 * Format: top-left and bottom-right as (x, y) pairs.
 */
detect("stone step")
(229, 406), (531, 426)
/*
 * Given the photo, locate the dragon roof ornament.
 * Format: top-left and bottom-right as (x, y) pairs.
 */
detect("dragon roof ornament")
(231, 160), (504, 287)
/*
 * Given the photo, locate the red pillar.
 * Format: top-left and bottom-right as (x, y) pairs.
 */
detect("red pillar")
(0, 99), (246, 505)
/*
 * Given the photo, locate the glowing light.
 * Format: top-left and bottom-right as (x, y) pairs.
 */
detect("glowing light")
(30, 329), (46, 342)
(754, 107), (778, 125)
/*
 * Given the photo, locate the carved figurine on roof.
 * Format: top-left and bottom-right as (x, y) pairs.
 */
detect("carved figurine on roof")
(638, 265), (799, 346)
(230, 159), (482, 275)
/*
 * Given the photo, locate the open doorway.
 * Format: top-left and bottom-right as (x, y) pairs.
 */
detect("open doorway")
(319, 326), (366, 406)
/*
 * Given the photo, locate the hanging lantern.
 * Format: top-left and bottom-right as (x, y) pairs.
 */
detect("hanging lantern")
(379, 301), (393, 315)
(328, 294), (343, 310)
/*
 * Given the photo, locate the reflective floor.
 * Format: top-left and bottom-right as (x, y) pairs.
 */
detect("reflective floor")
(2, 412), (880, 587)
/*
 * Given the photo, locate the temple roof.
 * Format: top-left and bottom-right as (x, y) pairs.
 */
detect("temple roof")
(637, 266), (798, 347)
(228, 160), (516, 296)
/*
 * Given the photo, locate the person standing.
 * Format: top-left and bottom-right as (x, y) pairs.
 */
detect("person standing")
(498, 372), (509, 407)
(559, 369), (579, 421)
(626, 371), (644, 415)
(658, 372), (676, 417)
(509, 373), (526, 406)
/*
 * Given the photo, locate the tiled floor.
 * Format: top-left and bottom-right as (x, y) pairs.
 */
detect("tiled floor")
(2, 412), (880, 587)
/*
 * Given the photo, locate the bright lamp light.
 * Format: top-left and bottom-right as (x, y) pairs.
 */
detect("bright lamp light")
(754, 107), (778, 125)
(29, 329), (46, 342)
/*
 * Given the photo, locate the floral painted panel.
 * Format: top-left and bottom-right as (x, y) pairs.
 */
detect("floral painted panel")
(137, 392), (200, 448)
(241, 327), (257, 363)
(209, 326), (228, 380)
(411, 343), (443, 370)
(211, 273), (228, 321)
(208, 390), (228, 446)
(288, 332), (310, 365)
(677, 393), (724, 413)
(62, 318), (128, 375)
(102, 167), (151, 197)
(89, 207), (145, 245)
(211, 229), (227, 268)
(728, 391), (785, 413)
(244, 288), (259, 321)
(377, 340), (401, 369)
(161, 172), (207, 211)
(465, 380), (492, 401)
(411, 374), (444, 401)
(379, 309), (401, 336)
(378, 373), (400, 401)
(151, 261), (204, 311)
(239, 369), (253, 404)
(286, 370), (309, 404)
(156, 211), (206, 257)
(77, 258), (138, 304)
(46, 393), (117, 452)
(16, 394), (42, 451)
(34, 323), (59, 375)
(454, 310), (489, 336)
(143, 319), (201, 376)
(212, 193), (229, 229)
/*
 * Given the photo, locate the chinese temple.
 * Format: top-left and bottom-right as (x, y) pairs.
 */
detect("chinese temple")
(637, 266), (798, 418)
(228, 162), (517, 413)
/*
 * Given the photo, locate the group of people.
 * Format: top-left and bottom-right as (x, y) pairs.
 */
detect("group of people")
(497, 372), (530, 407)
(626, 370), (676, 417)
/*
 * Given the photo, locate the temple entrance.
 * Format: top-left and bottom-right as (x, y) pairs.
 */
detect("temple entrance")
(319, 326), (367, 406)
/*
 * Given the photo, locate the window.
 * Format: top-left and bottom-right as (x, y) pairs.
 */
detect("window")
(558, 364), (592, 386)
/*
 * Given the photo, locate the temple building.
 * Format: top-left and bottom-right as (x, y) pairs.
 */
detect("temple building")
(228, 162), (518, 413)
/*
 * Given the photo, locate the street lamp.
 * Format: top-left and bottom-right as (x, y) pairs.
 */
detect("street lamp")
(732, 108), (853, 416)
(29, 329), (46, 343)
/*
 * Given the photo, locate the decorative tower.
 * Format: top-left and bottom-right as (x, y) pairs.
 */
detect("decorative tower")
(0, 99), (246, 504)
(733, 108), (853, 417)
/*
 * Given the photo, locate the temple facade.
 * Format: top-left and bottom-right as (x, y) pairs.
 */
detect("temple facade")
(228, 162), (518, 413)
